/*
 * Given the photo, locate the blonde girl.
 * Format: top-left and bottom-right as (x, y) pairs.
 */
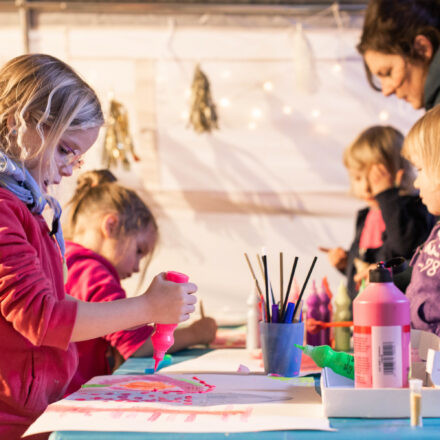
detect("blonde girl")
(322, 125), (434, 300)
(402, 105), (440, 336)
(64, 170), (217, 394)
(0, 54), (197, 439)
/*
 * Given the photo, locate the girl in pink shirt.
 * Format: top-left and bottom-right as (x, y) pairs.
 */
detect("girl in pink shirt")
(63, 170), (217, 394)
(0, 54), (197, 439)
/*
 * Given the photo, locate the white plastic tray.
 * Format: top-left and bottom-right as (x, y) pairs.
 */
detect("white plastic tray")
(321, 367), (440, 418)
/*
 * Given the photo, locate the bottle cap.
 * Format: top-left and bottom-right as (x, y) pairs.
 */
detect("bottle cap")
(385, 257), (408, 276)
(369, 262), (392, 283)
(166, 271), (189, 283)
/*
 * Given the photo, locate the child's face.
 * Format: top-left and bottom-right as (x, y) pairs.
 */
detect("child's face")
(112, 223), (157, 280)
(412, 155), (440, 215)
(348, 167), (379, 208)
(24, 126), (100, 191)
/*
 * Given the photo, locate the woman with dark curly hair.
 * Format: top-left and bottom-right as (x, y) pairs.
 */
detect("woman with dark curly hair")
(358, 0), (440, 110)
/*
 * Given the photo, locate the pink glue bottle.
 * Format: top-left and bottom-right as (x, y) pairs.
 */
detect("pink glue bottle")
(151, 270), (189, 372)
(353, 262), (410, 388)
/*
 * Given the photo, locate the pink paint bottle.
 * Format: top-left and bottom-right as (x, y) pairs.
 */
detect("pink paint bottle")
(151, 271), (189, 372)
(319, 281), (331, 346)
(353, 262), (410, 388)
(306, 280), (322, 346)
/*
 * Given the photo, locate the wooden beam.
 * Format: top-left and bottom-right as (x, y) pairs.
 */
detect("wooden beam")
(0, 1), (365, 16)
(16, 0), (30, 53)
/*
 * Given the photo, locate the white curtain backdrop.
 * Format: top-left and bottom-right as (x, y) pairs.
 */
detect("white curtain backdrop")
(2, 10), (422, 324)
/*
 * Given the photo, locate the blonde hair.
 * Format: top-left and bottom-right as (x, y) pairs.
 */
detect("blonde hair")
(403, 105), (440, 186)
(343, 125), (416, 193)
(65, 169), (157, 242)
(0, 53), (103, 188)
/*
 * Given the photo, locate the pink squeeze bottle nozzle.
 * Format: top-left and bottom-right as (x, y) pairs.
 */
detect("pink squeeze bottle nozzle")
(151, 271), (189, 372)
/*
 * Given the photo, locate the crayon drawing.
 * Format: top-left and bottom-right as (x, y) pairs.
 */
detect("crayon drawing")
(25, 373), (333, 436)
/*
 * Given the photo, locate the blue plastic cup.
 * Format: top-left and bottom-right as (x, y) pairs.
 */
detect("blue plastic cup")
(260, 322), (304, 377)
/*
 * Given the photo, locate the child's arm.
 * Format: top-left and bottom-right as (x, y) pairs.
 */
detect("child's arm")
(70, 273), (197, 342)
(131, 317), (217, 357)
(320, 247), (348, 272)
(375, 189), (434, 258)
(369, 164), (434, 258)
(418, 300), (440, 337)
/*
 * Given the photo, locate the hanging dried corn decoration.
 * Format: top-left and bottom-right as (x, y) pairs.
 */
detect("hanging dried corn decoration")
(188, 64), (219, 133)
(102, 99), (140, 169)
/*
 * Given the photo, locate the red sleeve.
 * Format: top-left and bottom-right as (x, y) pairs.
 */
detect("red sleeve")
(0, 195), (77, 350)
(66, 255), (153, 359)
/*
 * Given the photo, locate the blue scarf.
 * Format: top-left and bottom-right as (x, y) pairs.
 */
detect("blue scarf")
(0, 151), (65, 257)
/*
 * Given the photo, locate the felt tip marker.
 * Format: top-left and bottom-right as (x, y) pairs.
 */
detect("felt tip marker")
(283, 302), (295, 323)
(271, 304), (279, 323)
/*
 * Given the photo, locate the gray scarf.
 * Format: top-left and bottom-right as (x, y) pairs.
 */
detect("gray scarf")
(0, 151), (65, 257)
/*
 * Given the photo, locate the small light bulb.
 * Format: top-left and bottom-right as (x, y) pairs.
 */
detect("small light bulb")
(181, 110), (189, 120)
(248, 121), (257, 130)
(315, 124), (329, 135)
(184, 89), (191, 98)
(263, 81), (274, 92)
(251, 108), (262, 119)
(222, 70), (231, 79)
(283, 105), (293, 115)
(379, 110), (389, 121)
(220, 98), (230, 107)
(311, 109), (321, 118)
(332, 63), (342, 73)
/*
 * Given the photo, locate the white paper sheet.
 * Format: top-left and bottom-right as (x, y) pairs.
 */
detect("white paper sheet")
(162, 349), (320, 375)
(25, 373), (332, 436)
(161, 349), (265, 373)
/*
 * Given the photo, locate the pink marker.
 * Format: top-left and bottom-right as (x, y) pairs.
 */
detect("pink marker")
(151, 271), (189, 372)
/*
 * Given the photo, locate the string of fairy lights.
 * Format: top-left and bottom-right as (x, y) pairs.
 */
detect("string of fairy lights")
(173, 8), (393, 134)
(91, 2), (399, 170)
(178, 58), (392, 134)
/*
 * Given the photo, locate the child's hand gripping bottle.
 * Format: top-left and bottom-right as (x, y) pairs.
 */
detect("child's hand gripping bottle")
(353, 262), (410, 388)
(151, 271), (189, 372)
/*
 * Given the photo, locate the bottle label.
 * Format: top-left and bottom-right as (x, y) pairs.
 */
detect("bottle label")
(371, 326), (402, 387)
(354, 326), (372, 387)
(354, 325), (410, 388)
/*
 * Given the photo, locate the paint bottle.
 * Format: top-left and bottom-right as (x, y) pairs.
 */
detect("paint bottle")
(306, 280), (321, 346)
(295, 344), (354, 380)
(319, 281), (331, 346)
(321, 276), (333, 317)
(246, 285), (260, 350)
(353, 262), (410, 388)
(333, 281), (351, 352)
(151, 271), (189, 372)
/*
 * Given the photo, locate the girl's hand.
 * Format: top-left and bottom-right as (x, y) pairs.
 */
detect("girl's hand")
(188, 317), (217, 345)
(353, 263), (375, 289)
(142, 273), (198, 323)
(368, 163), (393, 196)
(325, 247), (348, 271)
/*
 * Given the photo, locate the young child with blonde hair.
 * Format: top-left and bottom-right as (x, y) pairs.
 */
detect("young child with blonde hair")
(64, 170), (217, 394)
(0, 54), (197, 439)
(322, 125), (434, 300)
(402, 106), (440, 336)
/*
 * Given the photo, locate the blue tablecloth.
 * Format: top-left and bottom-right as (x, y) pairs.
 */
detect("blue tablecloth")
(49, 349), (440, 440)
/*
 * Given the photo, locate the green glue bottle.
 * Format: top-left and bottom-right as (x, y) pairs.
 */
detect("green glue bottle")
(295, 344), (354, 380)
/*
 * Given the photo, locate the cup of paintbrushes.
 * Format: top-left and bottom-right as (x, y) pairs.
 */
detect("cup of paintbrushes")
(259, 321), (304, 377)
